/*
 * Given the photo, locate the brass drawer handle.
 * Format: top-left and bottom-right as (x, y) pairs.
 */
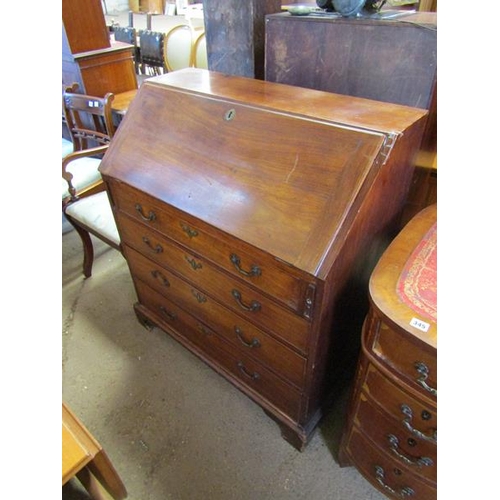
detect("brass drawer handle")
(387, 434), (433, 468)
(185, 256), (202, 270)
(180, 222), (198, 238)
(237, 361), (260, 381)
(400, 404), (437, 444)
(231, 289), (261, 312)
(414, 361), (437, 396)
(135, 203), (156, 222)
(374, 466), (415, 498)
(234, 327), (261, 348)
(159, 306), (177, 321)
(151, 270), (170, 287)
(142, 236), (163, 254)
(230, 254), (261, 278)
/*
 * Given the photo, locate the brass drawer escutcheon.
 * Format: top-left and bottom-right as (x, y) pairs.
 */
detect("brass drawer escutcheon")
(151, 269), (170, 287)
(180, 222), (198, 239)
(185, 255), (202, 271)
(159, 306), (177, 321)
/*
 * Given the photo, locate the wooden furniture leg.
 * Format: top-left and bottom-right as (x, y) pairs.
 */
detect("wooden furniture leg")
(63, 403), (127, 500)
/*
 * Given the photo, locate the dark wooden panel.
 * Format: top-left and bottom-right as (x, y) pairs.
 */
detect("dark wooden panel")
(265, 13), (437, 109)
(204, 0), (282, 79)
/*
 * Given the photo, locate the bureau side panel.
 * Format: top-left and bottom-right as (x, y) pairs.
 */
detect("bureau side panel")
(300, 117), (427, 424)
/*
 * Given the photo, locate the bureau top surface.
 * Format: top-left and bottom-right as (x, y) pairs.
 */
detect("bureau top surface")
(369, 204), (437, 349)
(101, 69), (426, 277)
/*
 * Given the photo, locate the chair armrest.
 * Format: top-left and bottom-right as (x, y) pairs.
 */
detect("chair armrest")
(62, 145), (109, 201)
(62, 145), (109, 173)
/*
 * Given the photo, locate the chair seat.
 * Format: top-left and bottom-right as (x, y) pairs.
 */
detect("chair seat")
(62, 157), (102, 199)
(65, 191), (120, 246)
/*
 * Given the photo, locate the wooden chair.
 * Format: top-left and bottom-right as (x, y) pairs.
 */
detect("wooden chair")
(62, 82), (80, 158)
(63, 403), (127, 500)
(163, 25), (194, 72)
(139, 29), (166, 75)
(62, 90), (121, 277)
(192, 30), (208, 69)
(113, 26), (140, 74)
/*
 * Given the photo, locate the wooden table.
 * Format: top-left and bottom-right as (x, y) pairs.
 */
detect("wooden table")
(111, 89), (138, 116)
(62, 403), (127, 500)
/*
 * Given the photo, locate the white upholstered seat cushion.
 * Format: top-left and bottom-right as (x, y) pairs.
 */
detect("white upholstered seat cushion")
(64, 191), (120, 246)
(62, 138), (74, 158)
(62, 157), (102, 199)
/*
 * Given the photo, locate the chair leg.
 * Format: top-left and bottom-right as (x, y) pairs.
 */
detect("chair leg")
(68, 218), (95, 278)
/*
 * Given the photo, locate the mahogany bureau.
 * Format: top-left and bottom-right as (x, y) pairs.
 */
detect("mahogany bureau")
(339, 204), (437, 498)
(99, 68), (427, 450)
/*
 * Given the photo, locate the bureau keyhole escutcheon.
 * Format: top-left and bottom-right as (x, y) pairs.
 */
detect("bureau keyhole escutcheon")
(224, 108), (236, 121)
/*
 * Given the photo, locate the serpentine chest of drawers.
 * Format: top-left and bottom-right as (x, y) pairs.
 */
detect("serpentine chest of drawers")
(100, 68), (427, 450)
(339, 204), (437, 498)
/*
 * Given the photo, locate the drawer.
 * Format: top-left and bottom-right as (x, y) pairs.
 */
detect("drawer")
(135, 280), (302, 421)
(353, 392), (436, 482)
(344, 427), (436, 500)
(110, 181), (314, 315)
(127, 246), (308, 385)
(119, 221), (311, 353)
(368, 317), (437, 401)
(363, 362), (437, 447)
